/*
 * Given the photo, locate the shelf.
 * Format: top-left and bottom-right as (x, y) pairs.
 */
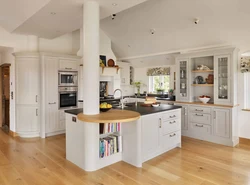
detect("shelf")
(101, 66), (120, 74)
(192, 70), (214, 73)
(191, 84), (214, 87)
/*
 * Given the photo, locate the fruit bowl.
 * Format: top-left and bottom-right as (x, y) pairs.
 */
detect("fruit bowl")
(100, 107), (112, 112)
(199, 95), (211, 104)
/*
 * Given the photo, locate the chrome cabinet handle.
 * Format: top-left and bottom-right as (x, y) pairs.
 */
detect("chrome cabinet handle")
(195, 113), (203, 116)
(170, 133), (176, 137)
(169, 121), (176, 124)
(195, 124), (203, 127)
(36, 95), (38, 103)
(36, 109), (38, 116)
(214, 111), (216, 119)
(169, 115), (176, 118)
(49, 102), (56, 105)
(159, 118), (162, 128)
(65, 67), (72, 70)
(195, 109), (203, 112)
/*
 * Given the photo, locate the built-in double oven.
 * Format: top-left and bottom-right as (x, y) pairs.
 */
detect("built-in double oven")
(58, 71), (78, 109)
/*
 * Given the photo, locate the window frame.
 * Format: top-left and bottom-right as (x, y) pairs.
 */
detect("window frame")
(244, 73), (250, 109)
(148, 75), (170, 93)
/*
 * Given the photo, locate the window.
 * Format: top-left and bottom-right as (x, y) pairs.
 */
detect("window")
(149, 75), (170, 93)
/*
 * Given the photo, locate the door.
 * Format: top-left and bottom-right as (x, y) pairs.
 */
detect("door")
(141, 114), (161, 161)
(214, 55), (231, 104)
(1, 66), (10, 130)
(16, 106), (39, 132)
(16, 58), (39, 105)
(213, 108), (230, 138)
(176, 59), (189, 101)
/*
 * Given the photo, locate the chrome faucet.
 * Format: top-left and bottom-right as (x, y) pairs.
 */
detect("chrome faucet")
(114, 89), (124, 109)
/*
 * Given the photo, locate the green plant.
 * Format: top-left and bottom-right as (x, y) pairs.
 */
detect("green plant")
(169, 89), (174, 93)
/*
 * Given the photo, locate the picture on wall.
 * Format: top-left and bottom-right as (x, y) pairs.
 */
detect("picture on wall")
(100, 55), (106, 67)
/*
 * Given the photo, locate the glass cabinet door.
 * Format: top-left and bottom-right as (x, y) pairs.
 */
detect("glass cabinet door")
(179, 60), (188, 98)
(214, 55), (230, 103)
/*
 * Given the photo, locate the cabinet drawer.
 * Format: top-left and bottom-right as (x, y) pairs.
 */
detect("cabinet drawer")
(59, 110), (66, 121)
(190, 122), (211, 135)
(162, 110), (180, 120)
(162, 119), (181, 135)
(162, 130), (181, 149)
(190, 113), (211, 125)
(189, 106), (211, 114)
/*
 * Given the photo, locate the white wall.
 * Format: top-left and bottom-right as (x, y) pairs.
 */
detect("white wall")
(133, 65), (176, 95)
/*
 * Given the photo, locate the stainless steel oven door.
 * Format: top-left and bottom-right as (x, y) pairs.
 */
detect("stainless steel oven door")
(59, 90), (77, 109)
(58, 71), (78, 86)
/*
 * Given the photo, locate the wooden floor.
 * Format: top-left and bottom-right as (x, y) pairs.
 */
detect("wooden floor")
(1, 130), (250, 185)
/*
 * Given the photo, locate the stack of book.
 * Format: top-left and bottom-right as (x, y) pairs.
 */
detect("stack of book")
(99, 123), (121, 134)
(99, 135), (122, 158)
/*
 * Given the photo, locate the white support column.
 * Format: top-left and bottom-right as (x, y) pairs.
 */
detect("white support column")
(83, 1), (100, 115)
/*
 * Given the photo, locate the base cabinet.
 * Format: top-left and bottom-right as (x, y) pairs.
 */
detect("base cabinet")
(16, 105), (39, 137)
(213, 108), (230, 138)
(142, 109), (181, 162)
(176, 103), (238, 146)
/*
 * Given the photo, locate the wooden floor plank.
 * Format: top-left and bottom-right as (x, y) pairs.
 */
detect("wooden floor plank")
(1, 130), (250, 185)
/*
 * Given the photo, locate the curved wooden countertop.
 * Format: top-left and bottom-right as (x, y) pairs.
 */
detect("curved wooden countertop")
(77, 109), (141, 123)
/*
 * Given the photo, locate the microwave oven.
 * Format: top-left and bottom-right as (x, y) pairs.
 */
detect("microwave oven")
(58, 71), (78, 86)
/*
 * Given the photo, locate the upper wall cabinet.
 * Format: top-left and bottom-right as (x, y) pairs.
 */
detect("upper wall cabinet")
(214, 55), (231, 105)
(176, 59), (189, 102)
(175, 48), (238, 106)
(59, 59), (79, 71)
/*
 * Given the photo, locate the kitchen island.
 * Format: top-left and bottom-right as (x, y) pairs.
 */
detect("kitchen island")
(65, 103), (182, 171)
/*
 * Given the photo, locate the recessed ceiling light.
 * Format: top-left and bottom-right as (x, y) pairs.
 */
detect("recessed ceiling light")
(50, 12), (56, 15)
(128, 45), (131, 48)
(112, 3), (117, 6)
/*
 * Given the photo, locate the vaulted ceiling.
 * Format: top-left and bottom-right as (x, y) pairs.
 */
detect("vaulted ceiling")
(101, 0), (250, 59)
(0, 0), (147, 39)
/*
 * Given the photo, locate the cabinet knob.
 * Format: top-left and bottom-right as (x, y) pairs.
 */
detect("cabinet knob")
(169, 133), (176, 137)
(195, 124), (204, 127)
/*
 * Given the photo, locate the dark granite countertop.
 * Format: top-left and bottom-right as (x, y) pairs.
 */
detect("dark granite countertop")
(65, 108), (83, 115)
(65, 103), (181, 116)
(113, 103), (181, 115)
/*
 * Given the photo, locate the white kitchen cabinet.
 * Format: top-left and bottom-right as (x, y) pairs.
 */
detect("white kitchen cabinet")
(213, 108), (230, 138)
(78, 65), (83, 101)
(141, 113), (161, 161)
(16, 105), (39, 137)
(44, 57), (63, 135)
(59, 59), (78, 71)
(16, 57), (40, 105)
(14, 52), (41, 138)
(142, 109), (181, 162)
(214, 55), (231, 105)
(177, 104), (188, 130)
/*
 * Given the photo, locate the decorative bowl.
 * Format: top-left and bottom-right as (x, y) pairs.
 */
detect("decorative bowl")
(152, 103), (160, 107)
(199, 97), (210, 104)
(100, 108), (112, 112)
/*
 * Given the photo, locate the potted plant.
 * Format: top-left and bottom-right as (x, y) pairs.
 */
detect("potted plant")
(132, 81), (144, 96)
(168, 89), (174, 98)
(156, 88), (165, 94)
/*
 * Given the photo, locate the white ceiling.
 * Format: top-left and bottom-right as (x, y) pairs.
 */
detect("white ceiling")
(0, 0), (147, 39)
(0, 0), (51, 32)
(101, 0), (250, 59)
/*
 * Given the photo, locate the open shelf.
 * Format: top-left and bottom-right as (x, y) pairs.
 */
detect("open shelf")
(101, 66), (120, 74)
(192, 70), (214, 73)
(191, 84), (214, 87)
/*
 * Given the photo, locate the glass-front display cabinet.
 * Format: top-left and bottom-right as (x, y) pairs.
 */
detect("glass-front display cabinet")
(176, 59), (189, 101)
(214, 55), (230, 104)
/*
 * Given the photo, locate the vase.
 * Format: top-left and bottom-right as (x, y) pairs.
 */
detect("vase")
(137, 87), (140, 96)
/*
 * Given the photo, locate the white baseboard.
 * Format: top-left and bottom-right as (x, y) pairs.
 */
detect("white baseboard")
(45, 130), (65, 137)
